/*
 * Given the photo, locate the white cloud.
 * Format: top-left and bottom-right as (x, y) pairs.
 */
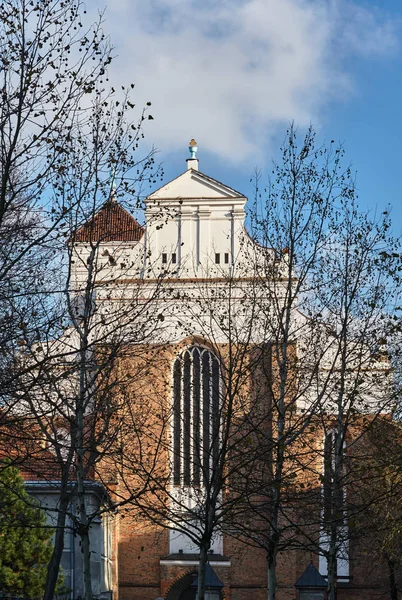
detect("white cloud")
(89, 0), (399, 163)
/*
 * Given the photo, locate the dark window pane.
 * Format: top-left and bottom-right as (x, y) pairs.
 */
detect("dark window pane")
(215, 253), (220, 264)
(173, 359), (181, 485)
(224, 253), (229, 264)
(60, 552), (72, 589)
(202, 351), (211, 485)
(162, 253), (167, 264)
(323, 432), (333, 524)
(172, 253), (177, 264)
(192, 349), (201, 485)
(183, 352), (191, 485)
(211, 357), (220, 470)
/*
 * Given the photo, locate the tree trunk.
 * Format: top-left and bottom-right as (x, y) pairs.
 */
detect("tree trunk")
(197, 542), (209, 600)
(75, 285), (94, 600)
(386, 555), (398, 600)
(267, 547), (277, 600)
(266, 399), (285, 600)
(327, 543), (337, 600)
(76, 464), (93, 600)
(43, 490), (70, 600)
(76, 398), (93, 600)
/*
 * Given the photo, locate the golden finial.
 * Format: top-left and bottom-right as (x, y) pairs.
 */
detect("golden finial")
(188, 139), (198, 160)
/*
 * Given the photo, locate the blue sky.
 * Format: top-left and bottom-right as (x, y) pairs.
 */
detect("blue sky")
(90, 0), (402, 234)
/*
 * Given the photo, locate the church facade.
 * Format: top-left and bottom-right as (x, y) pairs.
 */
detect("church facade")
(24, 142), (397, 600)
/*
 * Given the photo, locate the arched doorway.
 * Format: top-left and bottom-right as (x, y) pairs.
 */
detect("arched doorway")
(165, 571), (197, 600)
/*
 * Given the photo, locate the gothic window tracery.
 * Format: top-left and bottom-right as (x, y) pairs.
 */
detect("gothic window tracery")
(172, 346), (221, 487)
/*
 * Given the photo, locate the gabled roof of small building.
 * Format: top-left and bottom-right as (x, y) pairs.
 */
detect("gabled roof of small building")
(73, 198), (144, 243)
(295, 563), (327, 588)
(191, 563), (224, 589)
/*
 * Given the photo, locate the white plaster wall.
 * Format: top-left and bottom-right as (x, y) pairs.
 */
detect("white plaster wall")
(26, 487), (112, 599)
(70, 165), (279, 290)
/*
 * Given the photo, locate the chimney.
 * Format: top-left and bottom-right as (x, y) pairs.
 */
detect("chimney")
(186, 138), (199, 170)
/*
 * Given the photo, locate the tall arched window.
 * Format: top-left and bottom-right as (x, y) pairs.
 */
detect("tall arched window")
(323, 430), (346, 527)
(172, 346), (221, 487)
(319, 429), (349, 580)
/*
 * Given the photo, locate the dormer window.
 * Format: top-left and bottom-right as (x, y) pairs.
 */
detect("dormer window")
(215, 253), (220, 264)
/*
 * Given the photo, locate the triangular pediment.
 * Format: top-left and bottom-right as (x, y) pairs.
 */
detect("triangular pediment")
(147, 169), (246, 200)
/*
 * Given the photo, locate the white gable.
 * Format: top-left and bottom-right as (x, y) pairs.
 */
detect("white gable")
(143, 164), (249, 280)
(147, 169), (245, 201)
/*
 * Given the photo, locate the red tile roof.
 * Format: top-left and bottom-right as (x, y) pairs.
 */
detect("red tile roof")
(73, 199), (144, 243)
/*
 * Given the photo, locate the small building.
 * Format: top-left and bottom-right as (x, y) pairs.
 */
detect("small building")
(295, 564), (327, 600)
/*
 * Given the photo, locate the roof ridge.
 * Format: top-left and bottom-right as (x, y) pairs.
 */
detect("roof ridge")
(147, 168), (246, 199)
(193, 168), (246, 198)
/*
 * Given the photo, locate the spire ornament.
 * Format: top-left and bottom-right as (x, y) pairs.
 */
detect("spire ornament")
(189, 139), (197, 159)
(186, 139), (199, 170)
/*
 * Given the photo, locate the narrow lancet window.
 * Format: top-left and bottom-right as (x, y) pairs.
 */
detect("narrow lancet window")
(323, 430), (346, 526)
(173, 359), (181, 485)
(320, 430), (349, 579)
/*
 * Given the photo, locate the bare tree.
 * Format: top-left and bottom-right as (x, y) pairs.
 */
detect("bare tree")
(0, 2), (165, 599)
(350, 419), (402, 600)
(224, 126), (401, 600)
(109, 126), (401, 600)
(123, 268), (270, 600)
